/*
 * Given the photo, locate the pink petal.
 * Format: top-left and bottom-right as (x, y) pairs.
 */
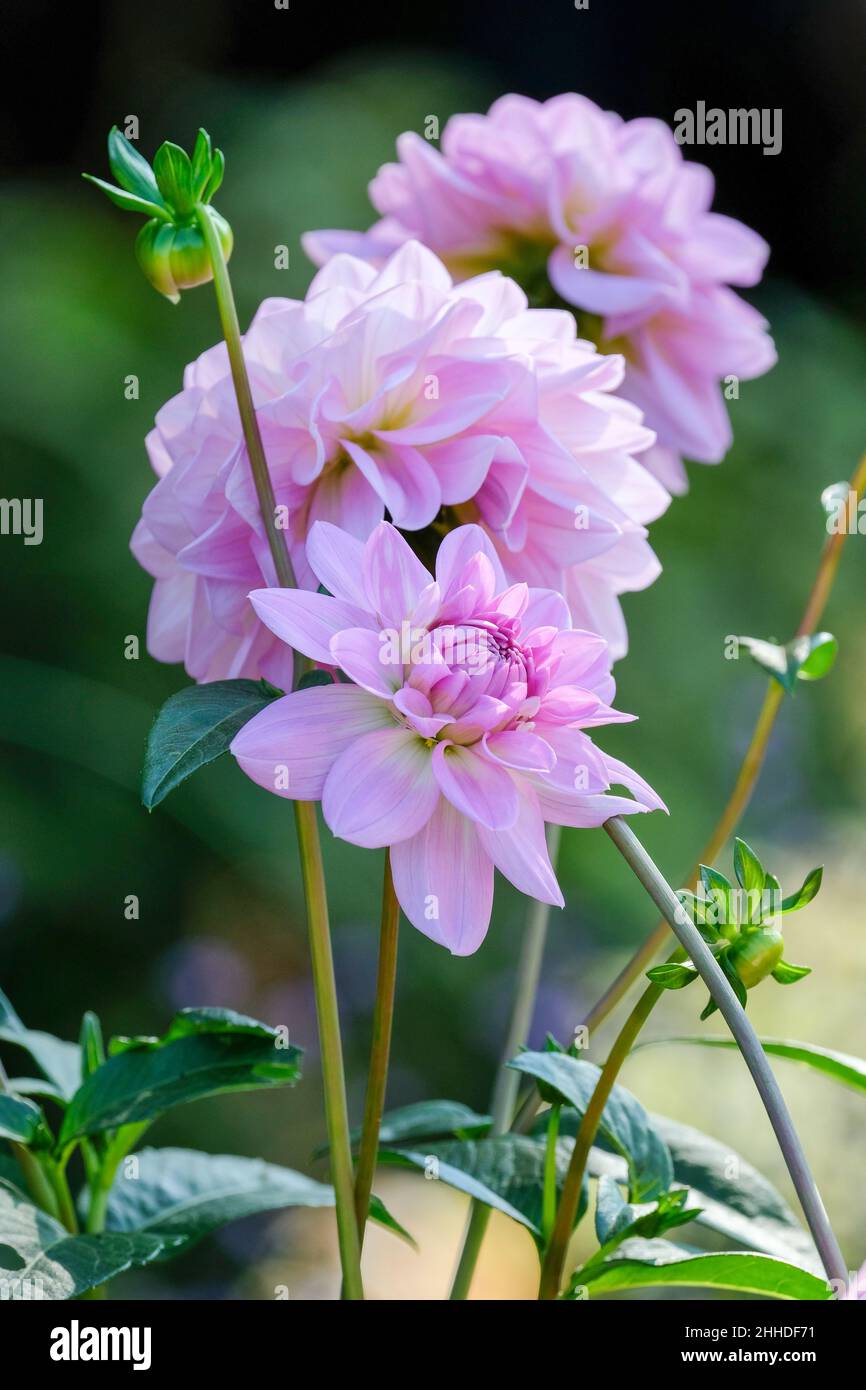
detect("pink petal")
(548, 245), (670, 316)
(230, 684), (391, 799)
(476, 787), (564, 906)
(390, 798), (494, 955)
(432, 742), (519, 830)
(362, 521), (434, 626)
(435, 524), (508, 596)
(484, 729), (556, 773)
(330, 626), (402, 697)
(306, 521), (368, 608)
(322, 726), (439, 848)
(249, 588), (374, 665)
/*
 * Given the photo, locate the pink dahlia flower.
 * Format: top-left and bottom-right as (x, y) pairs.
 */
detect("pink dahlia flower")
(305, 93), (776, 494)
(230, 520), (664, 953)
(131, 240), (666, 684)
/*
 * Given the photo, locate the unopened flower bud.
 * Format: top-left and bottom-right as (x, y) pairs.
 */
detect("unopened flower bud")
(84, 126), (232, 303)
(135, 211), (232, 305)
(727, 928), (784, 990)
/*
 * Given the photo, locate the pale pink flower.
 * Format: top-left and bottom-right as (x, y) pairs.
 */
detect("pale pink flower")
(230, 520), (664, 953)
(131, 240), (665, 683)
(305, 93), (776, 494)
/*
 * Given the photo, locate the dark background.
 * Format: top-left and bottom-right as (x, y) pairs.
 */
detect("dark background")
(1, 0), (864, 1297)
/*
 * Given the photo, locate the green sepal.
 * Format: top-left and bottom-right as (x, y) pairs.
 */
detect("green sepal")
(107, 126), (163, 202)
(646, 962), (699, 991)
(81, 174), (169, 221)
(771, 961), (812, 985)
(780, 866), (823, 913)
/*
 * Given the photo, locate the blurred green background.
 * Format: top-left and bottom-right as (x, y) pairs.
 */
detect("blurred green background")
(1, 0), (865, 1298)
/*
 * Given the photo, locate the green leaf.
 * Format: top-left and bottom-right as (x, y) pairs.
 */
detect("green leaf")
(642, 1035), (866, 1096)
(103, 1147), (333, 1252)
(366, 1196), (418, 1249)
(569, 1238), (831, 1300)
(81, 174), (170, 221)
(772, 961), (812, 985)
(380, 1134), (586, 1245)
(296, 670), (335, 691)
(592, 1180), (698, 1254)
(733, 837), (765, 898)
(649, 1115), (821, 1271)
(0, 986), (82, 1101)
(738, 636), (794, 690)
(738, 633), (838, 693)
(792, 632), (838, 682)
(60, 1010), (301, 1144)
(594, 1174), (637, 1244)
(142, 679), (280, 809)
(0, 1095), (51, 1147)
(781, 865), (823, 912)
(0, 1177), (182, 1299)
(510, 1051), (673, 1201)
(107, 126), (162, 203)
(79, 1012), (105, 1081)
(357, 1100), (491, 1148)
(646, 962), (699, 990)
(5, 1077), (67, 1106)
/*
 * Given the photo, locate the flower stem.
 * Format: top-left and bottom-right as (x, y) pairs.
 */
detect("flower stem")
(195, 207), (297, 596)
(542, 1103), (561, 1246)
(353, 851), (400, 1243)
(197, 208), (363, 1300)
(537, 815), (847, 1299)
(295, 800), (364, 1299)
(578, 448), (866, 1036)
(449, 824), (560, 1299)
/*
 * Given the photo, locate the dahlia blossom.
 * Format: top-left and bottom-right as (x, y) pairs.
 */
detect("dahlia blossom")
(131, 239), (667, 684)
(230, 520), (664, 953)
(305, 93), (776, 494)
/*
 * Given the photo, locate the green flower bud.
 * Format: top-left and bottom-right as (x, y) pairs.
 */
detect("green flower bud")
(135, 211), (233, 305)
(84, 126), (231, 303)
(727, 928), (784, 990)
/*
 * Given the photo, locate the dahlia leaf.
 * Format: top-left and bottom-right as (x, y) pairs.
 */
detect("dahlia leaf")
(0, 1179), (183, 1300)
(59, 1009), (301, 1144)
(142, 678), (281, 810)
(591, 1114), (820, 1271)
(513, 1050), (673, 1201)
(792, 632), (838, 681)
(379, 1134), (587, 1245)
(566, 1241), (831, 1300)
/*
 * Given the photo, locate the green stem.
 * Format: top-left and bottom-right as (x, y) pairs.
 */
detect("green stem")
(537, 815), (847, 1299)
(576, 447), (866, 1037)
(0, 1060), (65, 1224)
(542, 1103), (561, 1247)
(195, 207), (297, 596)
(353, 851), (400, 1244)
(49, 1161), (79, 1235)
(197, 205), (363, 1300)
(9, 1144), (61, 1221)
(295, 799), (364, 1300)
(449, 826), (561, 1299)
